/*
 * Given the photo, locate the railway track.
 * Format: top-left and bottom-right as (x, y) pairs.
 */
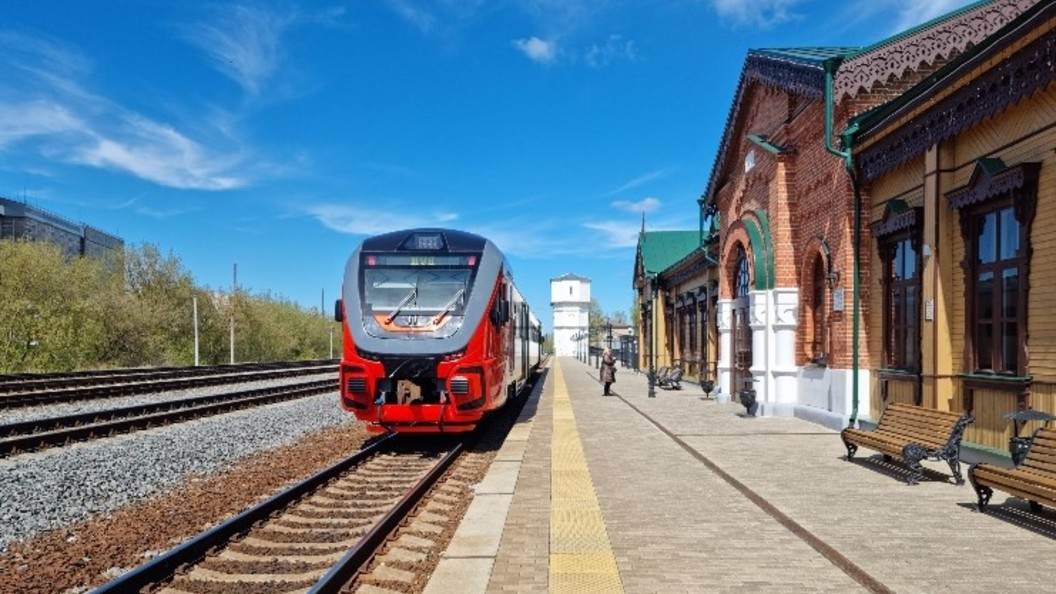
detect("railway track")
(0, 379), (337, 456)
(0, 360), (336, 409)
(90, 433), (461, 594)
(88, 364), (547, 594)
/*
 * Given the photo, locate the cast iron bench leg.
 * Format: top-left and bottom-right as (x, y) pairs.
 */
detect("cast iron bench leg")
(842, 437), (858, 460)
(969, 467), (993, 511)
(901, 443), (928, 485)
(946, 456), (965, 485)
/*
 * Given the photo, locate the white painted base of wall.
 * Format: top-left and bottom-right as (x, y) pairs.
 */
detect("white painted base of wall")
(793, 366), (874, 431)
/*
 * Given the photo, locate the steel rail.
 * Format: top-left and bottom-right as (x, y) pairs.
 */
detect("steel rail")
(88, 432), (398, 594)
(0, 380), (336, 456)
(0, 359), (336, 393)
(0, 364), (336, 409)
(308, 440), (465, 594)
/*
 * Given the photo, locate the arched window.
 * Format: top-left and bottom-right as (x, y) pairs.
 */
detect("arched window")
(811, 255), (827, 361)
(735, 246), (750, 298)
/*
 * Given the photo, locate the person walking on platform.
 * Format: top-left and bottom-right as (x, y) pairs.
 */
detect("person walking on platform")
(600, 347), (616, 395)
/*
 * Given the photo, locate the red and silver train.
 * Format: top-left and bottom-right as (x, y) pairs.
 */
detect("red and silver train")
(335, 228), (543, 433)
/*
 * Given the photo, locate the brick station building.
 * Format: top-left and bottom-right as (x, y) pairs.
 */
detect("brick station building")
(682, 0), (1046, 436)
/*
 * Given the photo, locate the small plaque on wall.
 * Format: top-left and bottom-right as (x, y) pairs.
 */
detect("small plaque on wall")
(832, 288), (845, 312)
(925, 299), (934, 321)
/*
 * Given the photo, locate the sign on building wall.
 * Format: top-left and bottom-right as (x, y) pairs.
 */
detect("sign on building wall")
(832, 288), (845, 312)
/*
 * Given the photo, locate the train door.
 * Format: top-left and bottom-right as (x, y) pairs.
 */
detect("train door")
(731, 245), (753, 400)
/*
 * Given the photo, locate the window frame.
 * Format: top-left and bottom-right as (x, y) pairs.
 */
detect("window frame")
(962, 200), (1027, 374)
(870, 204), (924, 373)
(879, 231), (921, 371)
(948, 160), (1039, 378)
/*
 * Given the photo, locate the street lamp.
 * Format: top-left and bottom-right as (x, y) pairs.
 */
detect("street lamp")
(647, 281), (657, 398)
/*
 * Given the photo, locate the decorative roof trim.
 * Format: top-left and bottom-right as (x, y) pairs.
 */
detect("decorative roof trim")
(834, 0), (1039, 99)
(946, 160), (1040, 210)
(871, 201), (922, 238)
(703, 53), (831, 203)
(857, 21), (1056, 183)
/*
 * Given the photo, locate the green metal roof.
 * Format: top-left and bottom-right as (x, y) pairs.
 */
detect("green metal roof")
(638, 231), (700, 277)
(750, 47), (858, 66)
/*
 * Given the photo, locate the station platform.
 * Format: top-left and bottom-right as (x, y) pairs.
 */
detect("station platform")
(423, 357), (1056, 594)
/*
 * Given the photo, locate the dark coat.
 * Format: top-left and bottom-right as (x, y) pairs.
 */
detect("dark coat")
(600, 351), (616, 383)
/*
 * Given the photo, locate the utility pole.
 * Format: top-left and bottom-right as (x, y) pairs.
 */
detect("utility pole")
(230, 263), (237, 365)
(193, 296), (200, 366)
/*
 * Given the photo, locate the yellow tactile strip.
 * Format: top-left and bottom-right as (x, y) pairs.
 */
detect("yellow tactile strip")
(550, 359), (625, 593)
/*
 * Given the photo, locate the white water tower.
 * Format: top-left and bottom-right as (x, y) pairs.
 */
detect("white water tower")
(550, 273), (591, 357)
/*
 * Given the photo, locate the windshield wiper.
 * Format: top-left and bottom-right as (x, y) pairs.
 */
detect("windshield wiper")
(385, 287), (417, 324)
(431, 287), (466, 325)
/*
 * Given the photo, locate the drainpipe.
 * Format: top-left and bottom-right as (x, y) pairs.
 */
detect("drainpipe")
(823, 57), (863, 428)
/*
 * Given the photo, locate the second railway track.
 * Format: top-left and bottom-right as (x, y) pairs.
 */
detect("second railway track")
(0, 378), (337, 456)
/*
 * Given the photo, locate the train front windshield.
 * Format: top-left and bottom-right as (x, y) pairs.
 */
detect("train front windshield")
(360, 253), (479, 337)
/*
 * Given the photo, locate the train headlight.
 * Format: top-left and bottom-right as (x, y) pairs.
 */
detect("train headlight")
(449, 376), (470, 395)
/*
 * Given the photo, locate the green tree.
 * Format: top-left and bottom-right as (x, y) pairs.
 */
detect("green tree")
(0, 238), (343, 373)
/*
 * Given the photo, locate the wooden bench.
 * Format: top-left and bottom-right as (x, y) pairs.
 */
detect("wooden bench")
(841, 403), (974, 485)
(969, 426), (1056, 513)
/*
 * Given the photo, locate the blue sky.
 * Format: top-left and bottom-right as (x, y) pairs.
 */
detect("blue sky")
(0, 0), (977, 334)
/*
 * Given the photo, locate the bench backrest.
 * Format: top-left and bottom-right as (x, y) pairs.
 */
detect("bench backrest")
(876, 403), (973, 449)
(1022, 427), (1056, 475)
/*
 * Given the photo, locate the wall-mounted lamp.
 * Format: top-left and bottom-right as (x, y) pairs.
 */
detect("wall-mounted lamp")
(826, 269), (841, 289)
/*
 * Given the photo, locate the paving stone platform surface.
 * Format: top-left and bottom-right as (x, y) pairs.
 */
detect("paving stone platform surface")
(426, 357), (1056, 594)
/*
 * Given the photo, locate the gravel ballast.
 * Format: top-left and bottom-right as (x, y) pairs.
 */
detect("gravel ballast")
(0, 390), (352, 551)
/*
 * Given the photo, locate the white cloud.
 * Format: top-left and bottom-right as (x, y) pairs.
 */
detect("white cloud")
(0, 100), (82, 147)
(180, 4), (297, 97)
(0, 31), (249, 191)
(582, 220), (643, 248)
(611, 169), (673, 194)
(383, 0), (489, 34)
(585, 34), (637, 68)
(66, 116), (244, 190)
(890, 0), (977, 32)
(710, 0), (801, 29)
(306, 203), (460, 236)
(612, 197), (660, 214)
(513, 37), (559, 64)
(384, 0), (437, 32)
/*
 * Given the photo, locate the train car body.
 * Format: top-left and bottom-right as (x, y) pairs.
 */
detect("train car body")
(336, 228), (542, 433)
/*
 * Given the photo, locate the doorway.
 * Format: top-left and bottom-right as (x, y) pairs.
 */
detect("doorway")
(731, 245), (753, 398)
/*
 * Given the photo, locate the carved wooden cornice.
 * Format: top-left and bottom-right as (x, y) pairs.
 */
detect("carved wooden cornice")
(743, 54), (826, 100)
(946, 160), (1041, 211)
(857, 25), (1056, 183)
(871, 204), (923, 238)
(835, 0), (1039, 99)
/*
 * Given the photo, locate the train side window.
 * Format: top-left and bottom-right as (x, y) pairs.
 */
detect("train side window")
(491, 289), (510, 325)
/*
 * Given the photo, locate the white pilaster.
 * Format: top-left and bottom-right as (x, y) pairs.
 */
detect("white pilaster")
(771, 287), (799, 409)
(749, 290), (768, 408)
(716, 299), (733, 404)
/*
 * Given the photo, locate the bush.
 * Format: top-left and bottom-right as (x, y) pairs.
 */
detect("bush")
(0, 239), (341, 373)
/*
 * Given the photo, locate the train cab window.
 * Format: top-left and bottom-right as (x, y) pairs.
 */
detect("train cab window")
(360, 253), (479, 333)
